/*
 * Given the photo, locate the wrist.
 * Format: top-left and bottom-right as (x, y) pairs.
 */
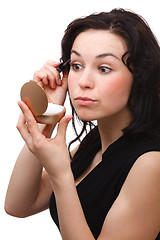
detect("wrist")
(50, 169), (75, 192)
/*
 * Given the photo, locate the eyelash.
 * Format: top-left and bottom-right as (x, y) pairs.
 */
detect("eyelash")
(70, 63), (83, 71)
(98, 66), (112, 74)
(70, 63), (112, 74)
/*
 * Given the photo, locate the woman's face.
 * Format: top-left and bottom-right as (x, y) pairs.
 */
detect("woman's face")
(68, 29), (133, 122)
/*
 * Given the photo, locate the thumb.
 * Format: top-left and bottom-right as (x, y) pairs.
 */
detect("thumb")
(56, 115), (72, 141)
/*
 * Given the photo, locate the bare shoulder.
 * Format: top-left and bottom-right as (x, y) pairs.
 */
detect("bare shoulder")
(125, 151), (160, 186)
(121, 151), (160, 204)
(99, 151), (160, 240)
(132, 151), (160, 173)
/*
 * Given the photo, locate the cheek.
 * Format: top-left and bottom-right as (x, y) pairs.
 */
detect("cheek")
(108, 72), (132, 96)
(101, 74), (133, 108)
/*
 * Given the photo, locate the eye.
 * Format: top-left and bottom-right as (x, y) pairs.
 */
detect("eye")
(70, 63), (83, 71)
(98, 66), (111, 74)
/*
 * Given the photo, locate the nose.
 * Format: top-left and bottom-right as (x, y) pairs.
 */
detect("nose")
(78, 69), (95, 89)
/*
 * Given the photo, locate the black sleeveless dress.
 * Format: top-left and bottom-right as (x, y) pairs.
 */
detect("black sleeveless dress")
(49, 128), (160, 239)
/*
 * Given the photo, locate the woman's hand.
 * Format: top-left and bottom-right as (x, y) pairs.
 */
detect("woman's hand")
(17, 100), (72, 181)
(33, 60), (68, 105)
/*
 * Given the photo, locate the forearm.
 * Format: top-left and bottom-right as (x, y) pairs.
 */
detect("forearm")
(51, 171), (95, 240)
(5, 144), (43, 217)
(5, 121), (56, 217)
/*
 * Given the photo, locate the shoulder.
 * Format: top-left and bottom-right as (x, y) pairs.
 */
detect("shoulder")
(121, 151), (160, 210)
(129, 151), (160, 181)
(132, 149), (160, 169)
(100, 151), (160, 239)
(121, 151), (160, 202)
(125, 134), (160, 153)
(121, 135), (160, 169)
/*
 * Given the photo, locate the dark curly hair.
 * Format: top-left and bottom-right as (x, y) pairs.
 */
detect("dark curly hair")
(61, 8), (160, 153)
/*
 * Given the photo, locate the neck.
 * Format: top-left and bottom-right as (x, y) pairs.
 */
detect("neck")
(97, 108), (132, 153)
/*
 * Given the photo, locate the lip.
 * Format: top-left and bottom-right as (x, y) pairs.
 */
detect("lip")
(75, 96), (97, 106)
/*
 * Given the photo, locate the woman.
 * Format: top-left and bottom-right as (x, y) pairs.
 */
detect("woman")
(5, 9), (160, 240)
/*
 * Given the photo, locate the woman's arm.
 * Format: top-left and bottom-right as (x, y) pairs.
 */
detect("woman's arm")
(51, 171), (95, 240)
(5, 123), (55, 217)
(5, 59), (68, 218)
(14, 100), (95, 239)
(98, 152), (160, 240)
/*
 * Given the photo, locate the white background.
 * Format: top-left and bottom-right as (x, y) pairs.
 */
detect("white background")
(0, 0), (159, 239)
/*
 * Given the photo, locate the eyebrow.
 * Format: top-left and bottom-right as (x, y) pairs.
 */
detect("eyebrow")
(71, 50), (81, 56)
(71, 50), (120, 61)
(96, 53), (120, 61)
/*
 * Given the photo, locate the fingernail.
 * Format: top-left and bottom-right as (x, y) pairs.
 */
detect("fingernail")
(58, 78), (62, 85)
(44, 79), (48, 84)
(17, 101), (22, 107)
(66, 115), (72, 122)
(52, 82), (56, 89)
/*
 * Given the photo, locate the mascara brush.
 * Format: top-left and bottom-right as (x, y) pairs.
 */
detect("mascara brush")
(56, 59), (71, 73)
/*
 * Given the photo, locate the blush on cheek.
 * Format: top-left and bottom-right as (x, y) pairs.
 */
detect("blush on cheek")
(106, 73), (133, 97)
(101, 76), (133, 111)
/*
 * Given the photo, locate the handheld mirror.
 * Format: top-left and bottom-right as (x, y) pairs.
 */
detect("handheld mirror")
(20, 80), (65, 124)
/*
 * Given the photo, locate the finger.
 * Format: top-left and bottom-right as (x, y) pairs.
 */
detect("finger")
(45, 60), (60, 67)
(33, 70), (48, 85)
(41, 67), (57, 89)
(16, 112), (31, 140)
(56, 115), (72, 141)
(42, 63), (61, 87)
(18, 101), (42, 140)
(33, 60), (61, 88)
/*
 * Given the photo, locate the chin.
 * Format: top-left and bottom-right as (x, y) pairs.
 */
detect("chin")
(77, 113), (96, 122)
(73, 106), (98, 122)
